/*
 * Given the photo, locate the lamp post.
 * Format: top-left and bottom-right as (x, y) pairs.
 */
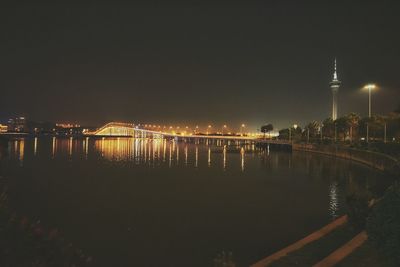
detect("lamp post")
(207, 125), (212, 135)
(290, 124), (297, 143)
(320, 124), (323, 142)
(363, 84), (376, 118)
(222, 125), (227, 135)
(240, 124), (245, 136)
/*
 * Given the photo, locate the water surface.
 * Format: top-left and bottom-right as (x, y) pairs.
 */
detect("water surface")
(0, 137), (391, 266)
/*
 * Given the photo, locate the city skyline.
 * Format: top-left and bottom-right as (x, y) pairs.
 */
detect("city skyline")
(1, 2), (400, 129)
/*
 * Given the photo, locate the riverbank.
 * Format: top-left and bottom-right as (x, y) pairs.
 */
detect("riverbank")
(336, 240), (396, 267)
(293, 143), (400, 175)
(269, 222), (356, 267)
(252, 143), (399, 266)
(251, 216), (349, 267)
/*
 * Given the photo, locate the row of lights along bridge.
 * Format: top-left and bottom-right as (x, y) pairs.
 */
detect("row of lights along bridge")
(138, 124), (250, 136)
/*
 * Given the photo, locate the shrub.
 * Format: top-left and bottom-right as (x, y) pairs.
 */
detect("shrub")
(346, 192), (370, 231)
(366, 183), (400, 265)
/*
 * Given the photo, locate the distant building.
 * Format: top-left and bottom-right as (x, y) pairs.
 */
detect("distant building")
(329, 59), (341, 120)
(7, 117), (28, 132)
(0, 124), (8, 133)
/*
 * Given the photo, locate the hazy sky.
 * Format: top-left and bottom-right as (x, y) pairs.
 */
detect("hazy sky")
(1, 1), (399, 130)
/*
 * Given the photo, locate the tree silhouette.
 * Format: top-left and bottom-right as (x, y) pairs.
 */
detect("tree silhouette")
(261, 124), (273, 139)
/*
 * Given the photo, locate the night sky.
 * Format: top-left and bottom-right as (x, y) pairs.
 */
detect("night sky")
(1, 1), (399, 130)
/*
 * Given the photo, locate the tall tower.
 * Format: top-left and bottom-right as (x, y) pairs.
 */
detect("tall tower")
(329, 59), (341, 120)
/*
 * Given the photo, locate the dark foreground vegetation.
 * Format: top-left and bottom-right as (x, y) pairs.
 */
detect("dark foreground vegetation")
(343, 183), (400, 267)
(332, 183), (399, 267)
(0, 176), (93, 267)
(365, 184), (400, 266)
(266, 183), (400, 267)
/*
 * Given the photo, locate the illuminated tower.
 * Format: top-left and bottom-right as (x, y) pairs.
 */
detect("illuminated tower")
(329, 59), (341, 120)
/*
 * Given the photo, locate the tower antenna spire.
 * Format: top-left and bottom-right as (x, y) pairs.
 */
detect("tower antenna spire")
(333, 58), (338, 80)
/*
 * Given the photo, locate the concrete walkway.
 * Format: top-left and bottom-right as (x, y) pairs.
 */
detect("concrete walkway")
(313, 231), (367, 267)
(251, 215), (348, 267)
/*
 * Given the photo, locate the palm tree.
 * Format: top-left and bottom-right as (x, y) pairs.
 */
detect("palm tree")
(375, 115), (387, 141)
(304, 121), (320, 142)
(346, 113), (361, 142)
(359, 115), (385, 141)
(322, 118), (335, 140)
(261, 124), (273, 139)
(335, 116), (350, 141)
(386, 112), (400, 141)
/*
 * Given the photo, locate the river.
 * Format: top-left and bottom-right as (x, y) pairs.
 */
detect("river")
(0, 137), (392, 266)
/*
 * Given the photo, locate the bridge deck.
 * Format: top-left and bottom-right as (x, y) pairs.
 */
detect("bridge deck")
(85, 122), (290, 145)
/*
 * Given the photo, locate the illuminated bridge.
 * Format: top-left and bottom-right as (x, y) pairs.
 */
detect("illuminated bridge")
(85, 122), (256, 140)
(85, 122), (291, 150)
(86, 122), (167, 138)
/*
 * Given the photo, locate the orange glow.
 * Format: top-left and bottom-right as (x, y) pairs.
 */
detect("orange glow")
(86, 122), (260, 140)
(56, 123), (81, 128)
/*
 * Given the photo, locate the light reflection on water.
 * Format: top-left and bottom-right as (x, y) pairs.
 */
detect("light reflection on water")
(8, 138), (25, 164)
(5, 137), (385, 221)
(87, 137), (252, 169)
(137, 138), (250, 170)
(1, 137), (392, 267)
(7, 137), (256, 170)
(329, 181), (339, 219)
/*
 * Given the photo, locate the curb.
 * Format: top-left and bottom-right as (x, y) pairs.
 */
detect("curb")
(312, 231), (367, 267)
(251, 215), (348, 267)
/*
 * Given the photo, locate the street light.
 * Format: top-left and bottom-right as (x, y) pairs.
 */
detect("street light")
(222, 125), (227, 135)
(207, 125), (212, 135)
(363, 83), (377, 118)
(241, 124), (245, 136)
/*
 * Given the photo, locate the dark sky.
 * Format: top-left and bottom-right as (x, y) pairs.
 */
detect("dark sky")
(1, 1), (399, 130)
